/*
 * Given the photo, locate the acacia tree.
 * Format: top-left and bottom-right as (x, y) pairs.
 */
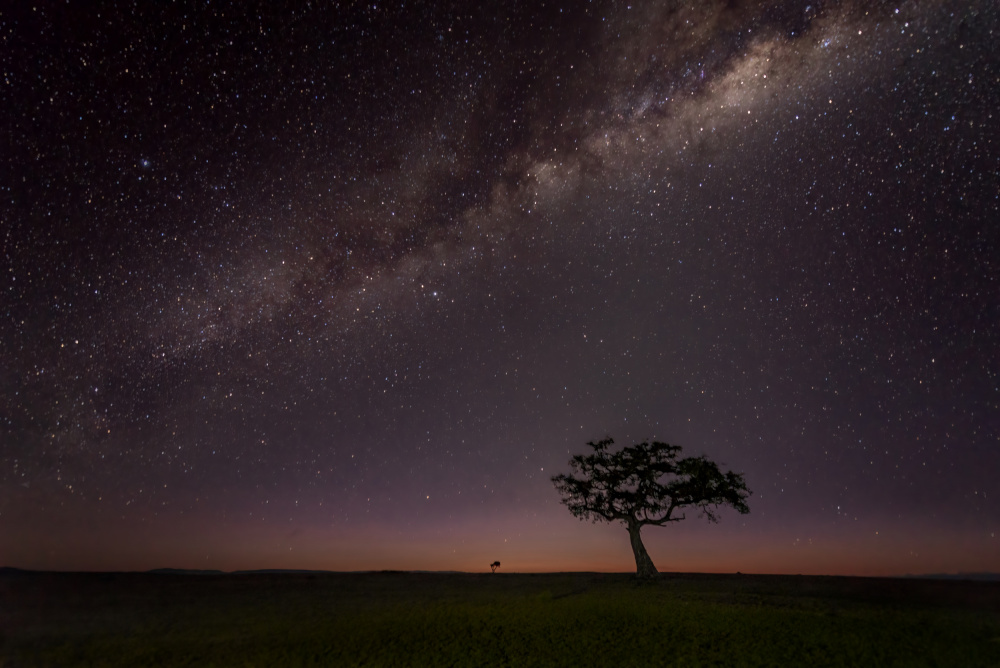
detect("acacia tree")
(551, 438), (750, 577)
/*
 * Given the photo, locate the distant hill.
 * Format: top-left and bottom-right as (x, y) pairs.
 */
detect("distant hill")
(231, 569), (463, 575)
(903, 572), (1000, 582)
(147, 568), (226, 575)
(1, 567), (462, 577)
(231, 569), (339, 575)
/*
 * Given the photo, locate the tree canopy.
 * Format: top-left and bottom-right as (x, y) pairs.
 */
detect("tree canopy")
(552, 438), (750, 576)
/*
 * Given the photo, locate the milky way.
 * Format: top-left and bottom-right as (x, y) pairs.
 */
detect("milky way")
(2, 0), (998, 574)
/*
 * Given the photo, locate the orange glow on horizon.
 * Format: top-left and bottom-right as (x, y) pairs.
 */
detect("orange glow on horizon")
(3, 507), (997, 578)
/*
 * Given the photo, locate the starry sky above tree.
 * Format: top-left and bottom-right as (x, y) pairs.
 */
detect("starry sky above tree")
(2, 0), (997, 575)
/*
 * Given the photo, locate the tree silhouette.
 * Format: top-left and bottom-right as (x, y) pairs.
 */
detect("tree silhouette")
(490, 561), (501, 573)
(552, 438), (750, 577)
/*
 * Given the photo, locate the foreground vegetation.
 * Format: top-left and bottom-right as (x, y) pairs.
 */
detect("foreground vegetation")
(1, 569), (998, 666)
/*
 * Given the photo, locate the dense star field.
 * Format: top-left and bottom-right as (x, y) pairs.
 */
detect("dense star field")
(2, 0), (997, 575)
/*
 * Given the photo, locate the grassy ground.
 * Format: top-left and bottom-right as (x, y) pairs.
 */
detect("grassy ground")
(1, 570), (998, 666)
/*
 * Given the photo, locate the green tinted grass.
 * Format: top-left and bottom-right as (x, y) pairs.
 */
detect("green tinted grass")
(2, 571), (997, 666)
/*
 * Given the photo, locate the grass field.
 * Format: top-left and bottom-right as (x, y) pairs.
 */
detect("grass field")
(2, 569), (998, 666)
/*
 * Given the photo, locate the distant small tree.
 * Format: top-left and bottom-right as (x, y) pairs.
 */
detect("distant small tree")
(490, 561), (501, 573)
(552, 438), (750, 577)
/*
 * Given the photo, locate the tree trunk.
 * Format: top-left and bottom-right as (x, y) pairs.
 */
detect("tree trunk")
(627, 521), (658, 577)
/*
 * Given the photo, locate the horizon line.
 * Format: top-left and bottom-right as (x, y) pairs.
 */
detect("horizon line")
(2, 566), (997, 581)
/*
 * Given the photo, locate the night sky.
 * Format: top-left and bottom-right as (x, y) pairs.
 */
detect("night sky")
(2, 0), (998, 576)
